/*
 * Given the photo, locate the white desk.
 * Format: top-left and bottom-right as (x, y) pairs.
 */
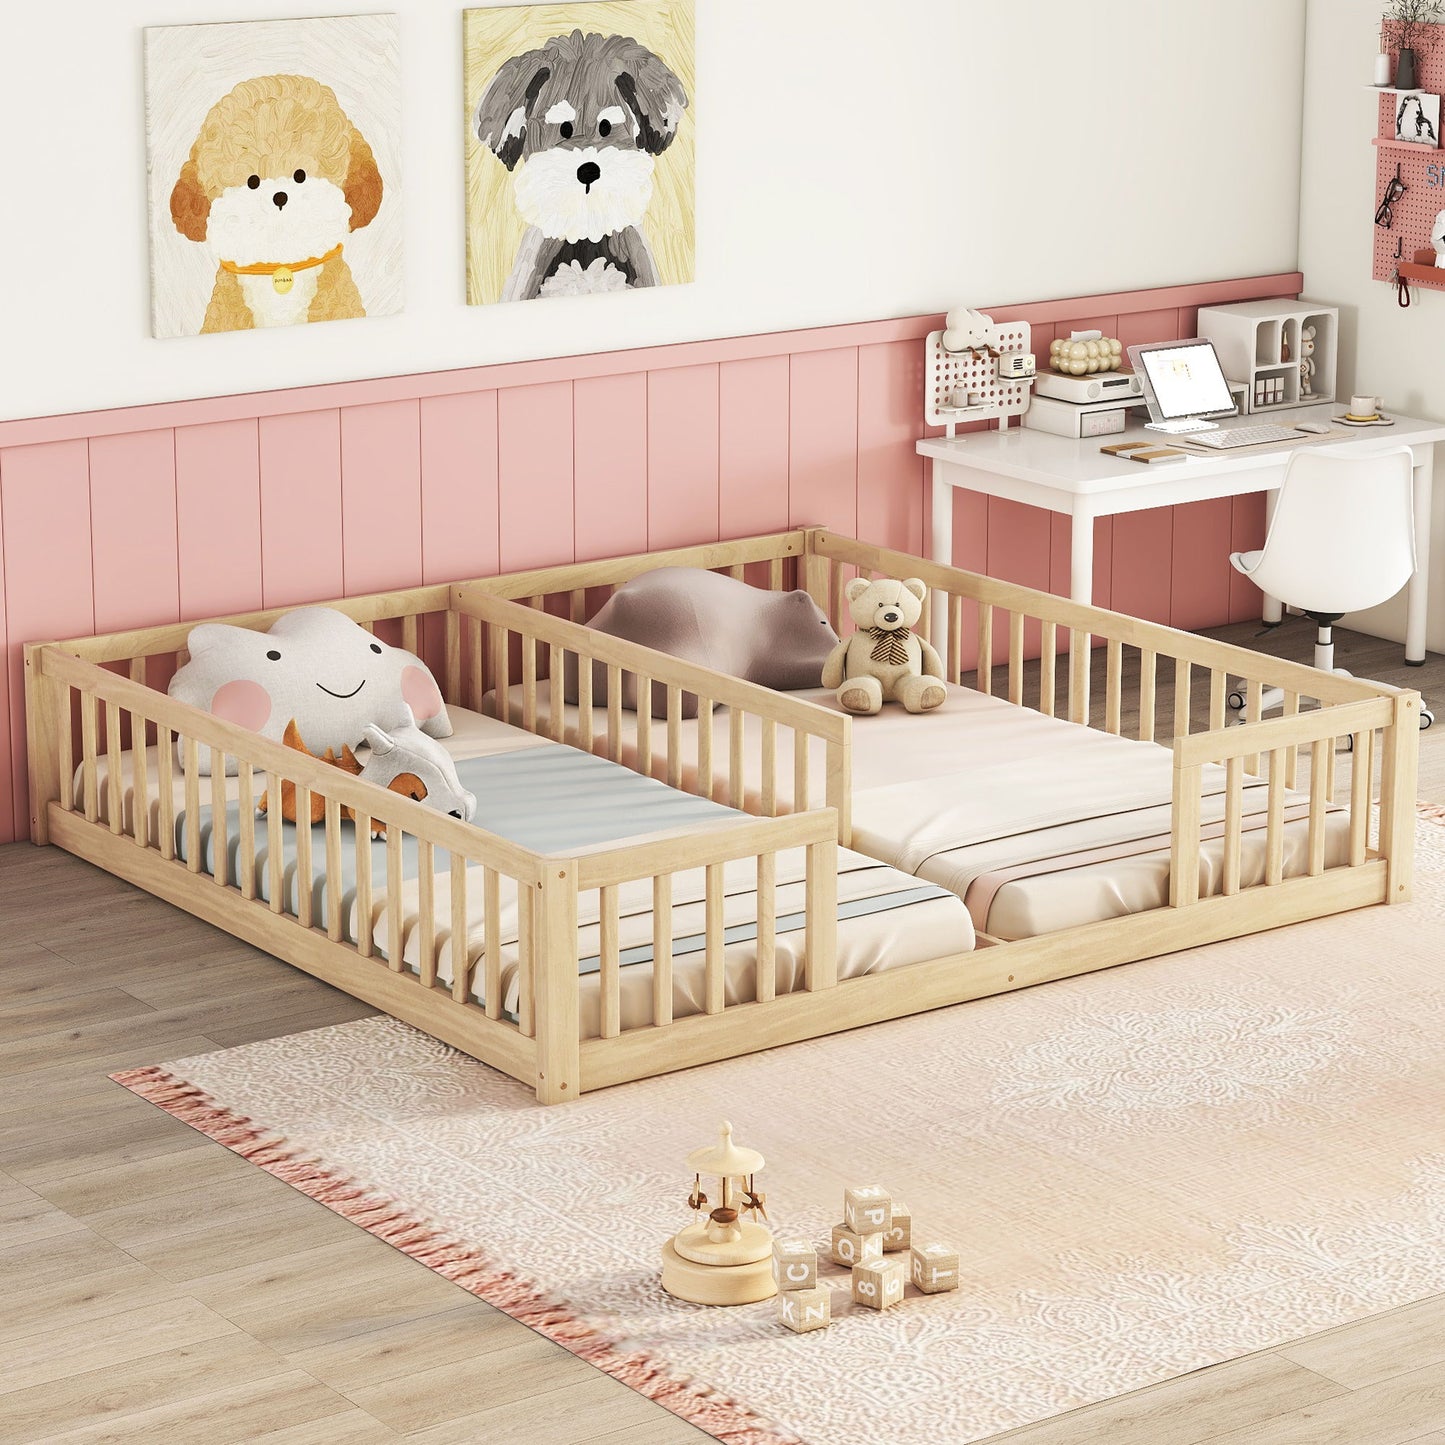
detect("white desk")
(918, 407), (1445, 664)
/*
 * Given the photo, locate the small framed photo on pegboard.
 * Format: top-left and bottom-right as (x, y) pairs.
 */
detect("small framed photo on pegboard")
(1395, 90), (1441, 146)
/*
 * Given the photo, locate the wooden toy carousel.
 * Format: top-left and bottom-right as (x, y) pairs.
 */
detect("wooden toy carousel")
(661, 1121), (776, 1306)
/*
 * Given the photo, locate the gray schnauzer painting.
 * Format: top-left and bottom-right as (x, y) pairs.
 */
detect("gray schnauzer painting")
(465, 4), (694, 304)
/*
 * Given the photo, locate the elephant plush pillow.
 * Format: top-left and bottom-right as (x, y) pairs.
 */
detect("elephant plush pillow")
(169, 607), (451, 773)
(563, 567), (839, 719)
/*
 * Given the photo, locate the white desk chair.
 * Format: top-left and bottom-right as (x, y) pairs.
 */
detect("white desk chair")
(1227, 445), (1433, 730)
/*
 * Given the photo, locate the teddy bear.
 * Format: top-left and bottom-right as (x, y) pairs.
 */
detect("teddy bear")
(1299, 325), (1316, 399)
(821, 577), (947, 715)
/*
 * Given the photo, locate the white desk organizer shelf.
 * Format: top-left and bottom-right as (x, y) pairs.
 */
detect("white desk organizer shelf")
(925, 319), (1035, 437)
(1198, 300), (1338, 414)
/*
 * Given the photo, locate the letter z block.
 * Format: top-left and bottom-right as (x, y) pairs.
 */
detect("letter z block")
(777, 1285), (831, 1333)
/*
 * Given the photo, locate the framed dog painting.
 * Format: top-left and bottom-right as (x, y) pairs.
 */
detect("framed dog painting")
(464, 1), (695, 305)
(144, 15), (403, 338)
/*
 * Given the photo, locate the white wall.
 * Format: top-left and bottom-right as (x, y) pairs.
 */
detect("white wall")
(1301, 0), (1445, 652)
(0, 0), (1307, 422)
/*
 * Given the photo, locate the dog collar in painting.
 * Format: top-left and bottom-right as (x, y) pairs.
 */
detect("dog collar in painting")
(220, 243), (344, 294)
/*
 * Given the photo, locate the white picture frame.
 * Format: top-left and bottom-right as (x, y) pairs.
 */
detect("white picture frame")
(1396, 89), (1441, 147)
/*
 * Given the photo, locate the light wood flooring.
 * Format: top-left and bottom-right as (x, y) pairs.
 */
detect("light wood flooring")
(1, 620), (1442, 1445)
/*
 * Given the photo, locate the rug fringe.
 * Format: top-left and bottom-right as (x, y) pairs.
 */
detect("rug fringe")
(110, 1066), (804, 1445)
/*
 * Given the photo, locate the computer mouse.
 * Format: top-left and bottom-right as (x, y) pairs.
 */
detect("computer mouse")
(1294, 422), (1331, 435)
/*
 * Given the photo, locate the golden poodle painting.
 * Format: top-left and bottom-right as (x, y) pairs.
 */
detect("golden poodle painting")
(144, 16), (402, 338)
(464, 1), (694, 306)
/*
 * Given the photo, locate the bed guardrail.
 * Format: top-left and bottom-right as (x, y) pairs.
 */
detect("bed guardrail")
(804, 528), (1421, 911)
(451, 586), (854, 845)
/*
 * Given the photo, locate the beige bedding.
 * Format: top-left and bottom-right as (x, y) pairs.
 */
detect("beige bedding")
(492, 680), (1352, 941)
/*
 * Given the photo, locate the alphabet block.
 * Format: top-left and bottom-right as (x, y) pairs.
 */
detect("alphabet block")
(882, 1202), (912, 1253)
(851, 1256), (907, 1311)
(777, 1285), (831, 1333)
(771, 1237), (818, 1292)
(843, 1185), (892, 1236)
(910, 1242), (960, 1294)
(830, 1222), (883, 1268)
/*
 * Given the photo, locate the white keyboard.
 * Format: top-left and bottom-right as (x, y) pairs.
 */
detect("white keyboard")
(1182, 424), (1302, 450)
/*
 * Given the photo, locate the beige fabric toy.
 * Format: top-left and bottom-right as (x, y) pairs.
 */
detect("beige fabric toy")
(821, 577), (947, 715)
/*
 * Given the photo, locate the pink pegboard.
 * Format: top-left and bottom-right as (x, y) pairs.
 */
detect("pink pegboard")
(1373, 22), (1445, 283)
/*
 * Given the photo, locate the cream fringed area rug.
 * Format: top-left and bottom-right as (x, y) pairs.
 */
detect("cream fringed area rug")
(116, 813), (1445, 1445)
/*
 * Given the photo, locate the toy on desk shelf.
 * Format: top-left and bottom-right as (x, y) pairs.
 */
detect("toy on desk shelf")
(821, 578), (947, 716)
(1299, 325), (1317, 398)
(1050, 335), (1124, 376)
(941, 306), (999, 360)
(661, 1121), (776, 1306)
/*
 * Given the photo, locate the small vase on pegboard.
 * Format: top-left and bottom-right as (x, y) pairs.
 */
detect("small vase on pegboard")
(1398, 45), (1419, 88)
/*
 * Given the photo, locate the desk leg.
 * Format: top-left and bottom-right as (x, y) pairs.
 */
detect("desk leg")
(1408, 443), (1434, 665)
(1068, 509), (1094, 724)
(930, 460), (954, 644)
(1261, 488), (1283, 626)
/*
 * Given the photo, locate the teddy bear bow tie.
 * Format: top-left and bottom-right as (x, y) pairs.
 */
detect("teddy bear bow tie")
(864, 626), (912, 665)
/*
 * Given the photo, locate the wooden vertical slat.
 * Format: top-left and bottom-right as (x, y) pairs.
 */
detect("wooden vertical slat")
(444, 612), (461, 706)
(976, 603), (993, 694)
(468, 617), (485, 711)
(402, 614), (419, 655)
(534, 864), (580, 1104)
(1105, 639), (1123, 735)
(698, 699), (714, 799)
(450, 855), (470, 1001)
(1040, 622), (1056, 716)
(522, 633), (538, 733)
(607, 665), (623, 762)
(666, 686), (683, 788)
(578, 651), (594, 754)
(598, 884), (621, 1039)
(266, 772), (282, 912)
(1139, 649), (1156, 742)
(209, 755), (228, 887)
(237, 763), (255, 899)
(549, 644), (565, 742)
(1283, 691), (1301, 788)
(294, 787), (312, 926)
(1222, 755), (1244, 897)
(183, 736), (200, 875)
(105, 701), (122, 836)
(729, 706), (745, 808)
(1349, 730), (1373, 867)
(418, 840), (436, 986)
(1266, 747), (1287, 886)
(516, 884), (535, 1036)
(355, 812), (374, 956)
(483, 867), (502, 1019)
(1209, 669), (1227, 736)
(1308, 738), (1330, 876)
(157, 725), (174, 860)
(1324, 715), (1339, 803)
(495, 626), (511, 723)
(325, 798), (343, 940)
(1008, 611), (1025, 706)
(1173, 658), (1192, 743)
(652, 874), (674, 1026)
(386, 826), (402, 967)
(636, 678), (651, 774)
(948, 594), (963, 685)
(793, 729), (810, 812)
(755, 853), (776, 1003)
(1246, 680), (1264, 775)
(704, 864), (726, 1014)
(1169, 760), (1201, 907)
(761, 717), (777, 815)
(769, 557), (785, 592)
(131, 715), (149, 849)
(1069, 629), (1089, 725)
(56, 687), (75, 817)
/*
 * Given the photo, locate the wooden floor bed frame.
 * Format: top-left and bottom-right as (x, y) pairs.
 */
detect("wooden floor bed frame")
(25, 528), (1420, 1103)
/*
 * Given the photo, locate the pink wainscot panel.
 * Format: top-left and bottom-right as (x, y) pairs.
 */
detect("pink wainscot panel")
(789, 347), (859, 536)
(259, 410), (343, 608)
(718, 356), (790, 540)
(574, 373), (648, 562)
(176, 418), (263, 619)
(498, 381), (574, 571)
(648, 364), (720, 550)
(341, 400), (423, 596)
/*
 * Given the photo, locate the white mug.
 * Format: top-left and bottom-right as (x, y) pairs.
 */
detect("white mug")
(1349, 393), (1383, 418)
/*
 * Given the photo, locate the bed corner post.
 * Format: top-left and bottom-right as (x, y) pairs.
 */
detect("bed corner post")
(534, 860), (581, 1104)
(802, 529), (830, 616)
(24, 644), (62, 846)
(1380, 690), (1422, 903)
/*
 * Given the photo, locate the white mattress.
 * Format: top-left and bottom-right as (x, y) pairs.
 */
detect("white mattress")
(492, 680), (1352, 941)
(74, 705), (974, 1034)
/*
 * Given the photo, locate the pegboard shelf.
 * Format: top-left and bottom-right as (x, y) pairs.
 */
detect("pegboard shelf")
(1372, 135), (1440, 154)
(1400, 252), (1445, 287)
(924, 321), (1034, 434)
